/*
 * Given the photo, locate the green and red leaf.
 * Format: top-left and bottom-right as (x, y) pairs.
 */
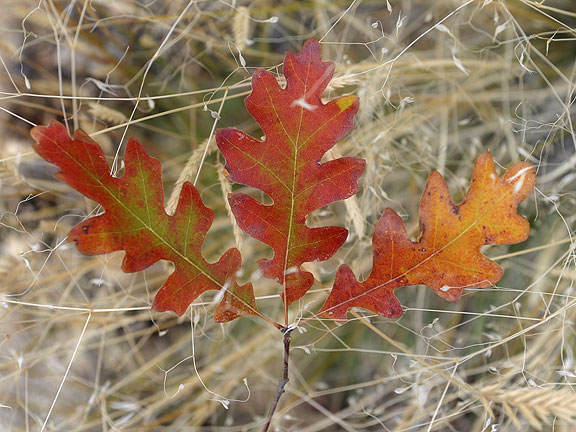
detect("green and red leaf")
(319, 153), (536, 320)
(31, 121), (258, 322)
(217, 39), (365, 307)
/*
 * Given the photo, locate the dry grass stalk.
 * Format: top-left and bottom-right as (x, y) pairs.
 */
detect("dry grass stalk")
(233, 6), (250, 50)
(217, 161), (243, 252)
(482, 387), (576, 430)
(0, 160), (24, 187)
(166, 137), (215, 215)
(88, 102), (128, 126)
(326, 73), (360, 91)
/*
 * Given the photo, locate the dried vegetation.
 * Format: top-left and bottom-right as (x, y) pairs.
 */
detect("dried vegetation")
(1, 0), (575, 431)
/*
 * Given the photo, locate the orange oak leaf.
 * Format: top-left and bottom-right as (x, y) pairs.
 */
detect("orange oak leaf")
(217, 39), (365, 308)
(31, 121), (258, 322)
(319, 153), (536, 320)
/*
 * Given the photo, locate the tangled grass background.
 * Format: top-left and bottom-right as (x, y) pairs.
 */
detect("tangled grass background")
(1, 1), (575, 430)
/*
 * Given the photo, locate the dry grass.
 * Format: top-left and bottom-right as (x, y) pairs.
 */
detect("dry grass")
(1, 0), (575, 431)
(481, 386), (576, 430)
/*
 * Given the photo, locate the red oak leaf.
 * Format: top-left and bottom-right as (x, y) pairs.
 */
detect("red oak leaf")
(217, 39), (365, 308)
(31, 121), (258, 322)
(319, 153), (536, 320)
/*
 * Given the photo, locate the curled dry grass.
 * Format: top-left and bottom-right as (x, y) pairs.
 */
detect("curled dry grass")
(1, 0), (575, 431)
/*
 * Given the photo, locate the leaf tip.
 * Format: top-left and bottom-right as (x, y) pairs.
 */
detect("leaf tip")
(505, 162), (536, 200)
(30, 121), (69, 158)
(294, 38), (322, 62)
(213, 281), (259, 323)
(30, 119), (63, 142)
(318, 264), (357, 320)
(335, 95), (358, 113)
(374, 207), (406, 238)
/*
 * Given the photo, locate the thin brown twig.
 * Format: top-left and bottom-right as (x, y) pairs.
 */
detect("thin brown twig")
(262, 327), (294, 432)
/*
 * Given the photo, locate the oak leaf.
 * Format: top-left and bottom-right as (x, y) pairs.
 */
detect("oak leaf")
(31, 121), (258, 322)
(319, 153), (536, 319)
(217, 39), (365, 307)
